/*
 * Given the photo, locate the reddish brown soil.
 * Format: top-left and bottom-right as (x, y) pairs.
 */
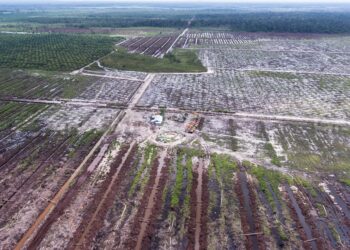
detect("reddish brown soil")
(200, 171), (209, 249)
(187, 168), (209, 250)
(235, 176), (252, 250)
(26, 144), (131, 250)
(139, 158), (170, 248)
(284, 188), (311, 249)
(187, 170), (198, 250)
(67, 143), (137, 250)
(294, 190), (327, 250)
(235, 171), (266, 250)
(124, 156), (169, 250)
(124, 158), (159, 249)
(246, 176), (267, 249)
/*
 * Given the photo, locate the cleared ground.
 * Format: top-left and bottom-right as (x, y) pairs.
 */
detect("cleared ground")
(0, 30), (349, 250)
(138, 70), (350, 119)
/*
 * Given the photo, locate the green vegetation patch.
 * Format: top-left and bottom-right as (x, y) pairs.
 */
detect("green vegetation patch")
(0, 69), (95, 99)
(0, 102), (46, 132)
(340, 178), (350, 187)
(100, 48), (206, 73)
(265, 143), (281, 167)
(248, 70), (301, 80)
(246, 162), (292, 209)
(171, 147), (204, 208)
(129, 144), (157, 196)
(74, 129), (104, 148)
(171, 151), (185, 208)
(0, 33), (121, 71)
(210, 153), (237, 182)
(84, 62), (103, 71)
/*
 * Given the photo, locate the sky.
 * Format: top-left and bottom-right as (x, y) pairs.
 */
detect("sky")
(1, 0), (350, 3)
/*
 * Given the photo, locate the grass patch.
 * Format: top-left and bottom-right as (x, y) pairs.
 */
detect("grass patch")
(246, 163), (292, 209)
(315, 203), (327, 217)
(294, 176), (318, 198)
(171, 147), (202, 208)
(330, 224), (341, 243)
(100, 47), (206, 73)
(171, 150), (185, 208)
(84, 62), (103, 71)
(183, 153), (193, 210)
(128, 144), (157, 196)
(340, 177), (350, 187)
(265, 143), (281, 167)
(287, 152), (322, 172)
(248, 70), (300, 80)
(0, 103), (44, 131)
(74, 129), (103, 148)
(210, 153), (237, 183)
(61, 75), (95, 99)
(0, 69), (94, 99)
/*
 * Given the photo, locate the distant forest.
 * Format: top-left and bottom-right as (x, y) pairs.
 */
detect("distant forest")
(20, 12), (350, 34)
(1, 7), (350, 34)
(192, 12), (350, 34)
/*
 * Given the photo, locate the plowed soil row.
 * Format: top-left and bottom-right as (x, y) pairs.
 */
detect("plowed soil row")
(25, 143), (130, 250)
(67, 142), (137, 250)
(256, 185), (284, 248)
(124, 155), (169, 250)
(284, 185), (317, 250)
(246, 174), (266, 250)
(294, 188), (327, 249)
(187, 163), (209, 250)
(235, 171), (265, 250)
(138, 158), (170, 249)
(200, 171), (209, 249)
(188, 170), (198, 250)
(316, 185), (350, 246)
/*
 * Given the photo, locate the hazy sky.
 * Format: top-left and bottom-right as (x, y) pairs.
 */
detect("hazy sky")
(1, 0), (350, 3)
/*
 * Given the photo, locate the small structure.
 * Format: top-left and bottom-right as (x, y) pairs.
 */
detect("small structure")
(185, 114), (201, 133)
(150, 115), (163, 125)
(171, 113), (188, 123)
